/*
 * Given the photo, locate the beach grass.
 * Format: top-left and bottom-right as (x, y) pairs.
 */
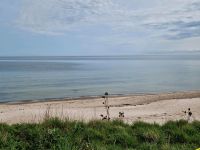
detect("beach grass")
(0, 118), (200, 150)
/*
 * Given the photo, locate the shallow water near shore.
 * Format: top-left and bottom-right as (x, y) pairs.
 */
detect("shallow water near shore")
(0, 55), (200, 102)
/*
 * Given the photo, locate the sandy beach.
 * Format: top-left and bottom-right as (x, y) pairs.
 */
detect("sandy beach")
(0, 91), (200, 124)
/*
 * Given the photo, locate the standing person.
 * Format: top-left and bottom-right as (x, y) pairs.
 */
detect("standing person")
(101, 92), (110, 120)
(187, 108), (193, 122)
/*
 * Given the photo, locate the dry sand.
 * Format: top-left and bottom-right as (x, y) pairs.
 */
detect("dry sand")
(0, 91), (200, 124)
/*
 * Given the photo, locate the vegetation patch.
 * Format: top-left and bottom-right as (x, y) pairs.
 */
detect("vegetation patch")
(0, 119), (200, 150)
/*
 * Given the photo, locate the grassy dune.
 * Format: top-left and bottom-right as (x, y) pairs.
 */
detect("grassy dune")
(0, 119), (200, 150)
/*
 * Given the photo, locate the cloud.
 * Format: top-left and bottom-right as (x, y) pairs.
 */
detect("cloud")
(141, 0), (200, 39)
(17, 0), (115, 34)
(163, 21), (200, 40)
(16, 0), (200, 40)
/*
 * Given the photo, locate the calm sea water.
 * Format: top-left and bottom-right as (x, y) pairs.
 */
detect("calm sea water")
(0, 55), (200, 102)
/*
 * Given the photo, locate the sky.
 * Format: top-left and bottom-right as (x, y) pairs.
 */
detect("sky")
(0, 0), (200, 56)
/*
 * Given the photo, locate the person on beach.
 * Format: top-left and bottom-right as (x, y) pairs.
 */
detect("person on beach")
(182, 108), (193, 122)
(187, 108), (192, 122)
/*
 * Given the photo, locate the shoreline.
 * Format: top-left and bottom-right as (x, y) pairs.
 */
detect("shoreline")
(0, 90), (200, 124)
(1, 90), (200, 105)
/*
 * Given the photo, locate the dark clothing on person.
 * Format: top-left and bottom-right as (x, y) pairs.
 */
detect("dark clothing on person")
(188, 111), (192, 116)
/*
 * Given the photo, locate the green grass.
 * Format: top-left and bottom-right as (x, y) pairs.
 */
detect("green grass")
(0, 119), (200, 150)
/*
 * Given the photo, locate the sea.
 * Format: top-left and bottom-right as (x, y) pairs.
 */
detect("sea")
(0, 55), (200, 102)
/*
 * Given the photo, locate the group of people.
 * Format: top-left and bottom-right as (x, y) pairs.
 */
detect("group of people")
(183, 108), (193, 122)
(101, 92), (195, 122)
(101, 92), (125, 120)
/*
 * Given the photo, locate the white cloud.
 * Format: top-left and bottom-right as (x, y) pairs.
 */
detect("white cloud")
(17, 0), (116, 34)
(16, 0), (200, 41)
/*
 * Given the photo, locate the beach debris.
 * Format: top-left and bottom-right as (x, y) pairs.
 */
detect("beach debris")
(119, 112), (125, 118)
(101, 92), (110, 121)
